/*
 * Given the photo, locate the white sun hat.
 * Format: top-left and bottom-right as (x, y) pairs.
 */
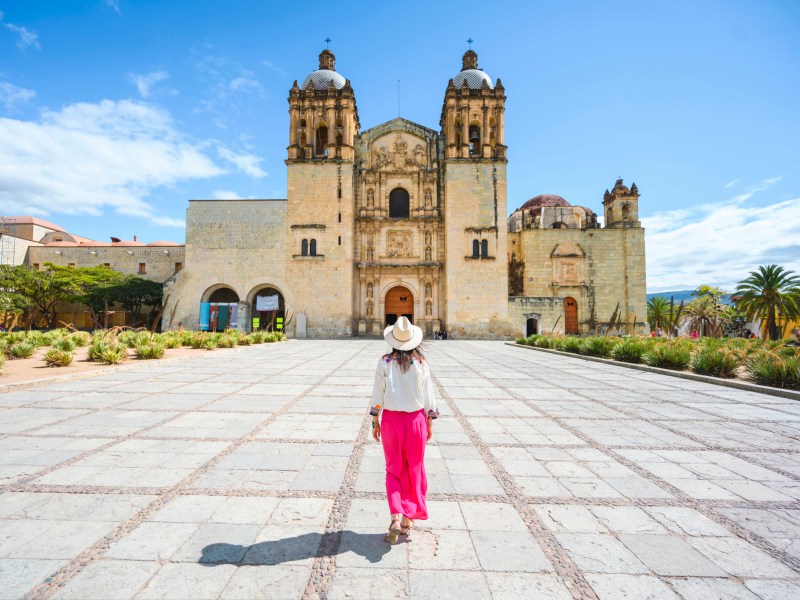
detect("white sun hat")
(383, 316), (423, 351)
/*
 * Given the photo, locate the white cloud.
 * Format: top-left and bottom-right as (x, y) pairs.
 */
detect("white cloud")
(212, 190), (243, 200)
(0, 81), (35, 112)
(151, 216), (185, 227)
(5, 23), (40, 51)
(731, 176), (783, 203)
(0, 99), (238, 226)
(104, 0), (122, 14)
(644, 195), (800, 293)
(723, 178), (740, 189)
(229, 76), (261, 93)
(217, 146), (267, 178)
(127, 71), (169, 98)
(261, 60), (287, 77)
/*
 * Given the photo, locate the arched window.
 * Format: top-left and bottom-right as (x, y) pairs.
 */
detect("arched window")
(389, 188), (410, 218)
(472, 240), (480, 258)
(469, 124), (481, 156)
(481, 239), (489, 258)
(309, 239), (317, 256)
(301, 239), (309, 256)
(315, 126), (328, 156)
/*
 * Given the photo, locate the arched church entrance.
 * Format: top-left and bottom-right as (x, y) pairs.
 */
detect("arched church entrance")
(203, 286), (239, 332)
(251, 286), (285, 332)
(385, 286), (414, 326)
(564, 297), (579, 335)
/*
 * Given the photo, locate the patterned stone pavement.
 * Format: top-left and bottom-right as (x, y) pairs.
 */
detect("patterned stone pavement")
(2, 340), (800, 599)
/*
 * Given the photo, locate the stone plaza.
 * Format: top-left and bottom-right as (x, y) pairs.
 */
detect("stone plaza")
(2, 340), (800, 599)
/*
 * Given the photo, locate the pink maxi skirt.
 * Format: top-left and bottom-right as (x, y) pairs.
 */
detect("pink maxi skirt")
(380, 409), (429, 520)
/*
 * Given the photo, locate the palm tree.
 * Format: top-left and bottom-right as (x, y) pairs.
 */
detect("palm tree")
(735, 265), (800, 340)
(647, 296), (670, 332)
(682, 295), (729, 337)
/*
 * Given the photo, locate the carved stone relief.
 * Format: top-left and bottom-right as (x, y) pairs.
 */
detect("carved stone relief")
(386, 231), (412, 257)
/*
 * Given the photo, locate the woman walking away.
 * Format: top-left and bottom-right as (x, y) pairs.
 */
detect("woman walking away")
(370, 316), (439, 544)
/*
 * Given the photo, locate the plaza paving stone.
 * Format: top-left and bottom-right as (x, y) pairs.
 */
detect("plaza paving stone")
(1, 340), (800, 599)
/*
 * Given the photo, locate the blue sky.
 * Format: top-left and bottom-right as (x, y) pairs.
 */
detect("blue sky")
(1, 0), (798, 292)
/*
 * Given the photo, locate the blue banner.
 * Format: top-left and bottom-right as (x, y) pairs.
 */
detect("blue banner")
(199, 302), (210, 331)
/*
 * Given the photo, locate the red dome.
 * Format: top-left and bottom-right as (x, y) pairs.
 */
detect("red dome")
(518, 194), (571, 211)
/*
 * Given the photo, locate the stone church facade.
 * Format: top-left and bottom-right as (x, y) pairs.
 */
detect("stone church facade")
(163, 48), (646, 338)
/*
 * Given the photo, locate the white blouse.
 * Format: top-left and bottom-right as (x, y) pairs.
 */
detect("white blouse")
(369, 356), (439, 418)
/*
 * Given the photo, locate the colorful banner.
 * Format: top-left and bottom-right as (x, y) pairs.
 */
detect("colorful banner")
(256, 295), (280, 311)
(199, 303), (210, 331)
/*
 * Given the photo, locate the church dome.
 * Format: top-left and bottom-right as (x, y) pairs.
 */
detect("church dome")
(519, 194), (571, 211)
(452, 50), (493, 89)
(301, 49), (347, 90)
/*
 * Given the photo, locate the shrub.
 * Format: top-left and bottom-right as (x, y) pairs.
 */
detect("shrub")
(52, 338), (76, 352)
(248, 332), (264, 344)
(561, 337), (583, 354)
(44, 348), (74, 367)
(200, 337), (218, 350)
(217, 335), (237, 349)
(775, 346), (800, 359)
(9, 342), (36, 359)
(190, 333), (207, 349)
(746, 352), (800, 389)
(237, 332), (251, 346)
(642, 343), (691, 370)
(134, 341), (165, 360)
(0, 352), (5, 372)
(161, 334), (181, 349)
(690, 347), (740, 378)
(71, 332), (91, 347)
(179, 330), (195, 346)
(580, 337), (619, 358)
(515, 337), (526, 345)
(612, 339), (647, 363)
(100, 345), (127, 365)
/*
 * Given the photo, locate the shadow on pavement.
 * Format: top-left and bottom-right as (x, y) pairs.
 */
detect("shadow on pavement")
(199, 530), (394, 566)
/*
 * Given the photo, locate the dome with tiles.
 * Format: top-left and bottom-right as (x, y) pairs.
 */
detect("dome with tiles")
(301, 49), (347, 91)
(452, 50), (493, 89)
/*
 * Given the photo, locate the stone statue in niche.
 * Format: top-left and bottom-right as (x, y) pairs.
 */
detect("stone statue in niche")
(424, 231), (431, 246)
(374, 146), (388, 169)
(367, 283), (373, 298)
(387, 231), (412, 257)
(413, 144), (426, 167)
(426, 300), (432, 316)
(425, 283), (432, 298)
(425, 246), (432, 261)
(366, 246), (374, 261)
(367, 188), (374, 207)
(366, 300), (373, 317)
(424, 188), (432, 207)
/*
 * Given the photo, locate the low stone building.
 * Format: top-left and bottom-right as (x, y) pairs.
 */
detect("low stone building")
(163, 47), (647, 338)
(0, 216), (185, 281)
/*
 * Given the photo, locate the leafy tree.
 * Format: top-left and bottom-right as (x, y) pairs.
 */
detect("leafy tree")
(647, 296), (670, 331)
(113, 276), (163, 327)
(692, 285), (728, 302)
(683, 294), (729, 337)
(57, 265), (126, 329)
(13, 265), (78, 328)
(735, 265), (800, 340)
(0, 265), (34, 325)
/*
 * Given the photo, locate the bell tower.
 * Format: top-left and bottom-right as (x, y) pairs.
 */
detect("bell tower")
(284, 48), (359, 336)
(603, 178), (641, 228)
(287, 49), (359, 161)
(440, 48), (514, 337)
(440, 50), (506, 159)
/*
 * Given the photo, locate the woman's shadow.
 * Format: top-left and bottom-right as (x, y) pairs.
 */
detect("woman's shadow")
(199, 530), (396, 566)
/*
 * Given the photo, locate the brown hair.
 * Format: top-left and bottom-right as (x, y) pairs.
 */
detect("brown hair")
(385, 345), (426, 373)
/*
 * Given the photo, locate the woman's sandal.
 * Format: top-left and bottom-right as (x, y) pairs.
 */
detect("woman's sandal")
(384, 518), (402, 544)
(399, 518), (414, 539)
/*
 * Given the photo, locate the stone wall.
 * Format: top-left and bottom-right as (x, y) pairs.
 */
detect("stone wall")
(285, 162), (354, 337)
(508, 226), (647, 335)
(0, 234), (42, 266)
(443, 161), (515, 338)
(163, 200), (288, 331)
(26, 244), (185, 282)
(508, 296), (565, 336)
